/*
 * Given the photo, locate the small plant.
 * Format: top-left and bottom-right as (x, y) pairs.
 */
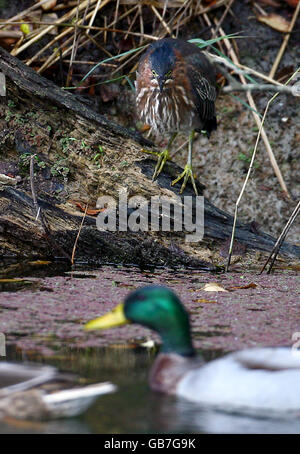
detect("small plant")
(19, 153), (47, 173)
(14, 113), (26, 125)
(26, 111), (37, 118)
(238, 148), (260, 169)
(37, 160), (47, 169)
(60, 136), (76, 153)
(7, 99), (16, 108)
(92, 146), (105, 168)
(50, 158), (70, 178)
(5, 111), (12, 121)
(81, 139), (88, 149)
(19, 153), (31, 170)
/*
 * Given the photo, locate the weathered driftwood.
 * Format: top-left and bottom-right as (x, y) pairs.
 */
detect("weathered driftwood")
(0, 46), (299, 268)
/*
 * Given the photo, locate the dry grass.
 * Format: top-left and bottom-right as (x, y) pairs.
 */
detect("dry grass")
(0, 0), (229, 75)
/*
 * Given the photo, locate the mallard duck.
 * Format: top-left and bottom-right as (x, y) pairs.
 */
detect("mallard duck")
(85, 285), (300, 418)
(0, 362), (116, 420)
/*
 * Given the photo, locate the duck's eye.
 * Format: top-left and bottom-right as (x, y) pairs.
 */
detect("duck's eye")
(152, 69), (158, 78)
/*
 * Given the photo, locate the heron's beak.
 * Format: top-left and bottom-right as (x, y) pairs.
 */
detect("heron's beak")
(84, 303), (130, 330)
(158, 77), (165, 93)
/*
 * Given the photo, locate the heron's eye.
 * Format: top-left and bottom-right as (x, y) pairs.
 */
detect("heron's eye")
(152, 69), (159, 78)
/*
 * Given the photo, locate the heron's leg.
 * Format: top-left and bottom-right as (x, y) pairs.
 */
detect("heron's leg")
(171, 130), (198, 195)
(152, 132), (177, 181)
(140, 149), (160, 157)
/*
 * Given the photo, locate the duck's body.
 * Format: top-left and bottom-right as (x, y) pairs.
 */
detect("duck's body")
(150, 349), (300, 417)
(0, 362), (116, 420)
(85, 286), (300, 417)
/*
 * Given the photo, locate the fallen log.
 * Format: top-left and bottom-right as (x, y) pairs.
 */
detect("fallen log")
(0, 46), (299, 269)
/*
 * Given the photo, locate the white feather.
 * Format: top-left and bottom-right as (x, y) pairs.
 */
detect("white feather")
(177, 348), (300, 417)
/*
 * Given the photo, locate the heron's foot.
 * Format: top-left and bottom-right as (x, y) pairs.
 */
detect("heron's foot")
(171, 164), (198, 196)
(152, 149), (171, 181)
(140, 148), (160, 157)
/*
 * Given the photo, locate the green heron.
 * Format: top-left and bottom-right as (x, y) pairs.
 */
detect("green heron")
(136, 38), (217, 195)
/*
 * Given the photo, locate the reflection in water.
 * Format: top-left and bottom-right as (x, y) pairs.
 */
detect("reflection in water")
(157, 400), (300, 434)
(1, 346), (300, 434)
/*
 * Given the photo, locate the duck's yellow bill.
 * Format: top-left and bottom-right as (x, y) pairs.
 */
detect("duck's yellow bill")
(84, 303), (130, 331)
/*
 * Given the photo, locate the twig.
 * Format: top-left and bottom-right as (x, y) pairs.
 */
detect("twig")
(138, 3), (144, 45)
(25, 5), (144, 72)
(228, 61), (283, 86)
(86, 0), (102, 35)
(11, 0), (99, 57)
(215, 22), (290, 198)
(37, 32), (78, 74)
(0, 0), (52, 30)
(30, 154), (40, 220)
(23, 13), (141, 69)
(0, 31), (22, 38)
(269, 1), (300, 79)
(151, 5), (175, 37)
(66, 0), (82, 87)
(195, 0), (230, 15)
(226, 68), (300, 271)
(206, 51), (284, 86)
(170, 138), (190, 158)
(222, 82), (300, 95)
(71, 203), (89, 265)
(259, 200), (300, 274)
(212, 0), (235, 37)
(112, 0), (120, 39)
(124, 6), (140, 40)
(53, 1), (79, 10)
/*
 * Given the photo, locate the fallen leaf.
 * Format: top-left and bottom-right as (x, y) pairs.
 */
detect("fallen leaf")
(28, 260), (52, 266)
(0, 37), (18, 49)
(194, 298), (218, 303)
(0, 173), (18, 186)
(228, 282), (258, 291)
(70, 201), (106, 216)
(257, 13), (290, 33)
(0, 278), (29, 283)
(202, 283), (228, 292)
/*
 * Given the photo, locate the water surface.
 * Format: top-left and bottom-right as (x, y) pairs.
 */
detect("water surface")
(1, 346), (300, 434)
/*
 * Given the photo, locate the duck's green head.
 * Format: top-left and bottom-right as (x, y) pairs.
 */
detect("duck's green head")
(85, 286), (195, 357)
